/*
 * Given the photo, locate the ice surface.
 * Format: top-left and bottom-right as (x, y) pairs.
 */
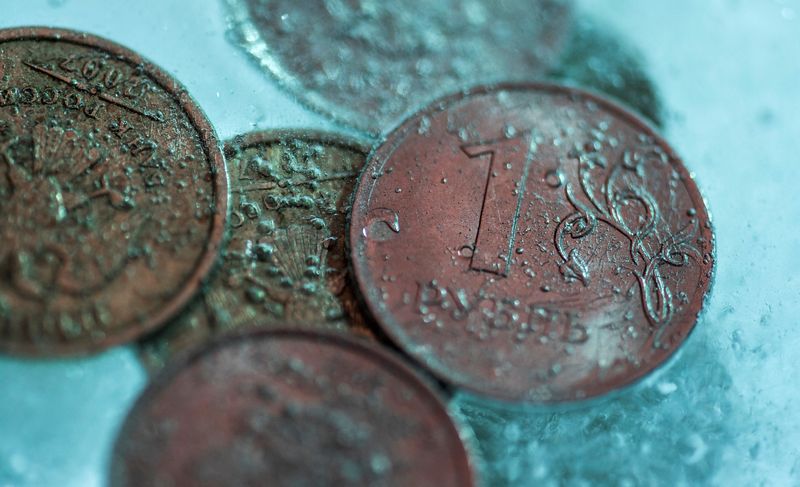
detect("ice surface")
(0, 349), (144, 487)
(1, 0), (799, 486)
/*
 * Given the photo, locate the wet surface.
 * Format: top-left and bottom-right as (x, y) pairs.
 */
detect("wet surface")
(227, 0), (572, 134)
(349, 84), (713, 403)
(139, 130), (373, 371)
(1, 1), (799, 485)
(114, 329), (475, 487)
(0, 28), (227, 356)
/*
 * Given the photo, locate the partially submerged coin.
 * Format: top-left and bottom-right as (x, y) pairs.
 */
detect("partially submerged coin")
(550, 18), (663, 127)
(349, 83), (714, 404)
(0, 28), (227, 356)
(114, 329), (476, 486)
(139, 130), (370, 371)
(226, 0), (572, 134)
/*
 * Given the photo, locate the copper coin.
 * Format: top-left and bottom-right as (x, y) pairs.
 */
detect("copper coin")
(138, 130), (371, 371)
(0, 28), (227, 356)
(349, 83), (714, 403)
(226, 0), (572, 134)
(113, 328), (476, 486)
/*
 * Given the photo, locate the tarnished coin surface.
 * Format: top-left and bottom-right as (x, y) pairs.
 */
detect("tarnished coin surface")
(227, 0), (572, 134)
(114, 329), (476, 487)
(0, 28), (227, 356)
(139, 131), (370, 371)
(349, 83), (714, 403)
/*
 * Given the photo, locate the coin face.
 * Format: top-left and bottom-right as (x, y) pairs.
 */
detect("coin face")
(114, 329), (476, 487)
(0, 28), (227, 355)
(349, 83), (714, 403)
(227, 0), (572, 134)
(139, 131), (370, 371)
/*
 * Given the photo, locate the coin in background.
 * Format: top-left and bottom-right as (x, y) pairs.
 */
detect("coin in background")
(549, 17), (663, 127)
(0, 28), (227, 356)
(349, 83), (714, 404)
(226, 0), (572, 134)
(114, 329), (476, 486)
(139, 130), (370, 371)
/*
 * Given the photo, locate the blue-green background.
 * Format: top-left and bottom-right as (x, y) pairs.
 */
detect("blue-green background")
(1, 1), (798, 485)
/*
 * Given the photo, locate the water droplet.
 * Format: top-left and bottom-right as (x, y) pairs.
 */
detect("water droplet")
(418, 115), (431, 135)
(362, 208), (400, 241)
(544, 169), (564, 188)
(458, 245), (474, 258)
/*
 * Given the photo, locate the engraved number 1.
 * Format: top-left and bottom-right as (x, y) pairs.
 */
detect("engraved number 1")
(461, 133), (535, 277)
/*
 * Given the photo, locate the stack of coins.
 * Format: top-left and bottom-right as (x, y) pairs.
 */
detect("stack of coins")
(0, 1), (714, 484)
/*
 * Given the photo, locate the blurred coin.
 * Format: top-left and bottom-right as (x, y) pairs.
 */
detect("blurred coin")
(349, 83), (714, 404)
(139, 130), (371, 371)
(0, 27), (227, 356)
(550, 18), (663, 126)
(114, 328), (476, 486)
(226, 0), (572, 134)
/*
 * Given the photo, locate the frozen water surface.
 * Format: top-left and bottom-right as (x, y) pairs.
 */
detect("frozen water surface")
(1, 0), (799, 485)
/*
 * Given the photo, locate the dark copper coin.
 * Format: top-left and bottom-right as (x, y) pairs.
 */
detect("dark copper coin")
(113, 328), (476, 486)
(0, 28), (227, 355)
(349, 83), (714, 403)
(139, 130), (371, 371)
(226, 0), (572, 134)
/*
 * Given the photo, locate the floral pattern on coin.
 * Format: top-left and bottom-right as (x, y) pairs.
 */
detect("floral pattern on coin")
(0, 28), (226, 355)
(349, 84), (714, 403)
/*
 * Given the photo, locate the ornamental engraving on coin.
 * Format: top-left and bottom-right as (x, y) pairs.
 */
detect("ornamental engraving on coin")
(350, 84), (714, 403)
(0, 28), (227, 355)
(139, 131), (369, 370)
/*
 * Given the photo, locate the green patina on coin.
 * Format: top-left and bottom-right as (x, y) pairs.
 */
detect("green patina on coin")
(0, 28), (227, 356)
(139, 130), (371, 371)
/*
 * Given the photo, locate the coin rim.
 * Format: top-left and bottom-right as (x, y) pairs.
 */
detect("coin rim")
(0, 26), (229, 356)
(224, 0), (573, 136)
(347, 81), (715, 404)
(137, 128), (373, 372)
(112, 327), (478, 486)
(224, 128), (372, 157)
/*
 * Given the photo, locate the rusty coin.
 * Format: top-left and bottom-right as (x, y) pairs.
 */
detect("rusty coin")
(0, 28), (227, 356)
(226, 0), (572, 134)
(139, 130), (371, 371)
(349, 83), (714, 403)
(113, 328), (476, 486)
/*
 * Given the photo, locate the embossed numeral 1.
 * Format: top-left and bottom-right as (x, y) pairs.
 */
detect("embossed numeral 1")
(461, 132), (535, 277)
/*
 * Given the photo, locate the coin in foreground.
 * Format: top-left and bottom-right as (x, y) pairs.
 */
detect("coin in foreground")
(349, 83), (714, 403)
(0, 28), (227, 355)
(226, 0), (572, 134)
(114, 329), (476, 486)
(139, 130), (370, 371)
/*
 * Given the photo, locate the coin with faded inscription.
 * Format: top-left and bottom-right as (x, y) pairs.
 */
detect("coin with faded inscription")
(114, 328), (477, 486)
(0, 28), (227, 356)
(139, 130), (370, 371)
(349, 83), (714, 404)
(226, 0), (572, 134)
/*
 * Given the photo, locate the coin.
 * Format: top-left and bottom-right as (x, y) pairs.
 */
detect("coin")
(0, 28), (227, 356)
(139, 130), (370, 371)
(349, 83), (714, 403)
(551, 18), (663, 127)
(114, 328), (477, 486)
(226, 0), (572, 134)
